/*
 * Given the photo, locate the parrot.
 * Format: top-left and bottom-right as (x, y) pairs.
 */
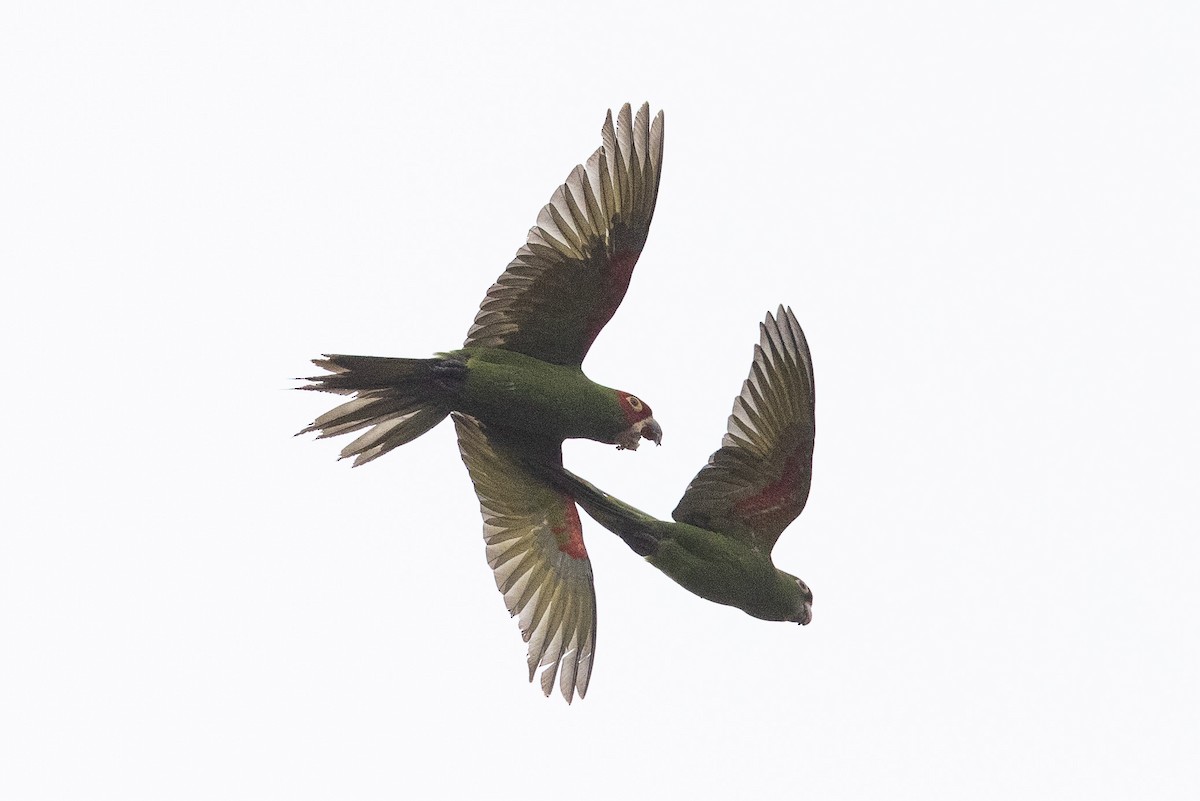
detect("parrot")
(297, 103), (664, 701)
(527, 306), (816, 626)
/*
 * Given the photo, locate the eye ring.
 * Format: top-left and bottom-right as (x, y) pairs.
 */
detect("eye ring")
(625, 395), (643, 412)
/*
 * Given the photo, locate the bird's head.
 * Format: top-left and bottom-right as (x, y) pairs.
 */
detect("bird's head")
(613, 391), (662, 451)
(785, 573), (813, 625)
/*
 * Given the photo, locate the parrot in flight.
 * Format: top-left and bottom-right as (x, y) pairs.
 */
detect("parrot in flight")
(298, 103), (665, 701)
(529, 306), (816, 626)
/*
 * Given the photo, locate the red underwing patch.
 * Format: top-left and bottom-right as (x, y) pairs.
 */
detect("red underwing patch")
(735, 443), (810, 533)
(551, 501), (588, 560)
(581, 249), (640, 353)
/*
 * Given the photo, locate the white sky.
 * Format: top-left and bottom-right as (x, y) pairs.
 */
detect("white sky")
(4, 2), (1198, 798)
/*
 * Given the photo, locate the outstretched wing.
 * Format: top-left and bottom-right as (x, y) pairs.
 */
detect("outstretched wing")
(464, 103), (664, 366)
(671, 307), (815, 552)
(452, 414), (597, 702)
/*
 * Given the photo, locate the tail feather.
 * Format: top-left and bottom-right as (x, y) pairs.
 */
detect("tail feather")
(299, 393), (428, 439)
(296, 354), (462, 466)
(298, 355), (436, 392)
(338, 405), (447, 466)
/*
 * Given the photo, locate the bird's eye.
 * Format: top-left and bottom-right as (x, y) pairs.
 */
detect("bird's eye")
(626, 395), (643, 411)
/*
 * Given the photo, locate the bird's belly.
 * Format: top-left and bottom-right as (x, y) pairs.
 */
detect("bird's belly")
(648, 531), (796, 621)
(458, 355), (615, 443)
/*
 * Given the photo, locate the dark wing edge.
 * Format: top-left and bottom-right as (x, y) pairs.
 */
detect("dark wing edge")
(464, 103), (665, 365)
(670, 307), (816, 550)
(451, 414), (597, 702)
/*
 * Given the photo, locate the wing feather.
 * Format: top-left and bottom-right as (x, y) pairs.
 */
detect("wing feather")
(671, 307), (816, 551)
(452, 414), (597, 702)
(464, 103), (665, 365)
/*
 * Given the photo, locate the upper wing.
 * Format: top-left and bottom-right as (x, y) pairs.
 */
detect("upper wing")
(671, 307), (816, 552)
(464, 103), (664, 366)
(452, 414), (597, 702)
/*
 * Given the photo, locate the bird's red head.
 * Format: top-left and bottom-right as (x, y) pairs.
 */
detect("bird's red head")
(614, 392), (663, 451)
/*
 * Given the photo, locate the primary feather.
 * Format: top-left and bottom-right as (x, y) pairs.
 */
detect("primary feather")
(672, 306), (816, 549)
(465, 103), (665, 366)
(453, 415), (597, 702)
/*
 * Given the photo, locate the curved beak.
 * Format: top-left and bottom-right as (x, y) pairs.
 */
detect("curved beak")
(795, 602), (813, 626)
(615, 416), (663, 451)
(641, 417), (663, 447)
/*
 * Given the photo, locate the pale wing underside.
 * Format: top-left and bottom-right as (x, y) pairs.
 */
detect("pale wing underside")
(452, 414), (597, 702)
(671, 307), (816, 551)
(464, 103), (665, 366)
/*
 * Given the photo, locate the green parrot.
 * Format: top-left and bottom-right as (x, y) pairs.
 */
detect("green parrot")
(298, 103), (664, 701)
(528, 306), (816, 626)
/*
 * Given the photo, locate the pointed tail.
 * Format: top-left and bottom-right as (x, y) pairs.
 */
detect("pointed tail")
(296, 354), (465, 466)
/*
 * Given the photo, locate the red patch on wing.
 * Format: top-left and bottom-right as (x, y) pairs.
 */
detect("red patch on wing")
(551, 501), (588, 560)
(582, 249), (641, 352)
(734, 444), (810, 529)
